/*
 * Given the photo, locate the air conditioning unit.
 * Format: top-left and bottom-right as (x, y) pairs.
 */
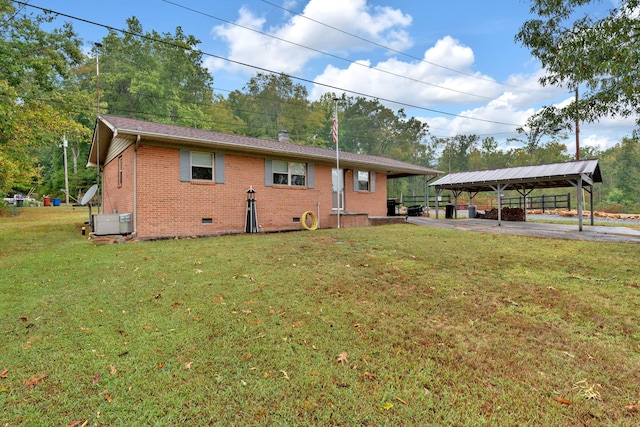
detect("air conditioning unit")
(92, 214), (120, 235)
(119, 213), (133, 234)
(92, 213), (133, 235)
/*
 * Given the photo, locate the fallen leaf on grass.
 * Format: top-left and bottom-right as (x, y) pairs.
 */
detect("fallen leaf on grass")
(380, 402), (394, 411)
(625, 402), (639, 412)
(109, 365), (117, 375)
(0, 367), (8, 378)
(184, 361), (193, 370)
(99, 389), (113, 402)
(336, 352), (349, 365)
(26, 374), (48, 387)
(395, 397), (408, 405)
(92, 373), (101, 384)
(157, 363), (164, 370)
(364, 371), (376, 381)
(63, 421), (84, 427)
(553, 397), (571, 405)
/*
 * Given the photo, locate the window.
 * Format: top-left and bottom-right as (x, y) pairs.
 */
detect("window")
(272, 160), (306, 186)
(352, 170), (375, 193)
(118, 156), (123, 187)
(357, 171), (370, 191)
(191, 152), (213, 181)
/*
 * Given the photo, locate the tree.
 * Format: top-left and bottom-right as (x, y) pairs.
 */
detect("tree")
(602, 138), (640, 210)
(91, 18), (215, 127)
(509, 114), (565, 158)
(468, 137), (510, 170)
(227, 73), (325, 143)
(432, 134), (479, 173)
(0, 1), (86, 195)
(516, 0), (640, 130)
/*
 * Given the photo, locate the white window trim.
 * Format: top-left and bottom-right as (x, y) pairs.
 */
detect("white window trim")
(273, 160), (307, 187)
(191, 151), (214, 181)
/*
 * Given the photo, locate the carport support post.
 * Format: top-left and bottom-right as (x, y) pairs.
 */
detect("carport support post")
(516, 188), (534, 222)
(452, 189), (463, 219)
(589, 187), (595, 225)
(577, 177), (583, 231)
(435, 189), (440, 219)
(490, 184), (505, 226)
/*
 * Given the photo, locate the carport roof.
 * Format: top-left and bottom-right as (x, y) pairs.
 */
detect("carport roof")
(429, 159), (602, 192)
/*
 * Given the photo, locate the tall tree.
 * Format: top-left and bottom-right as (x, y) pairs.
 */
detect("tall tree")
(227, 73), (325, 143)
(516, 0), (640, 130)
(340, 97), (429, 162)
(93, 18), (215, 127)
(602, 138), (640, 210)
(0, 0), (86, 195)
(432, 134), (479, 173)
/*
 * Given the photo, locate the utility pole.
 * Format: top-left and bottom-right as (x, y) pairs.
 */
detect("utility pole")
(95, 42), (102, 214)
(62, 135), (69, 205)
(575, 86), (580, 160)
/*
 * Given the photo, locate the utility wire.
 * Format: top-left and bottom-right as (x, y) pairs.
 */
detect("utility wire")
(163, 0), (500, 102)
(13, 1), (522, 127)
(260, 0), (519, 89)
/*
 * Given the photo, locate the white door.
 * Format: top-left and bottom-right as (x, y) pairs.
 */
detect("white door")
(332, 168), (344, 210)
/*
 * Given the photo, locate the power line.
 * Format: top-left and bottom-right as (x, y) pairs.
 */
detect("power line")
(162, 0), (500, 102)
(260, 0), (519, 89)
(12, 1), (522, 128)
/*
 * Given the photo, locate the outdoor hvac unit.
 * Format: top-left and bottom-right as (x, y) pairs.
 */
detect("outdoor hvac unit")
(92, 213), (133, 235)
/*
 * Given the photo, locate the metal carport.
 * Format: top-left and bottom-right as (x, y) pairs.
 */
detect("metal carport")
(429, 159), (603, 231)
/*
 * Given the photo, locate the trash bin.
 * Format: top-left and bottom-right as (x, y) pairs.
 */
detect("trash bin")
(445, 203), (455, 219)
(52, 198), (60, 206)
(16, 199), (23, 207)
(407, 205), (423, 217)
(468, 205), (477, 218)
(43, 196), (51, 206)
(387, 199), (398, 216)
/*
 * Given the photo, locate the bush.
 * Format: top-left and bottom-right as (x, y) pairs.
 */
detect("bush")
(0, 200), (18, 217)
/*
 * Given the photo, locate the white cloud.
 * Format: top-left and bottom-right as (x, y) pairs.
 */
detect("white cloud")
(206, 0), (414, 75)
(310, 35), (503, 106)
(203, 1), (635, 151)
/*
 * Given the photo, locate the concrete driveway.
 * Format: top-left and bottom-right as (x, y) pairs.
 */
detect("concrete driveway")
(406, 216), (640, 243)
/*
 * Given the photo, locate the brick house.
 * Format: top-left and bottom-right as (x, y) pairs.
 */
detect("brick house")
(88, 115), (441, 239)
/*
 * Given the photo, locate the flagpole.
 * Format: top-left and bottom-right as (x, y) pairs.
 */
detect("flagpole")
(333, 98), (340, 229)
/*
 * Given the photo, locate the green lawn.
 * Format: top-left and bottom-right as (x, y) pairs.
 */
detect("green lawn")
(1, 207), (639, 426)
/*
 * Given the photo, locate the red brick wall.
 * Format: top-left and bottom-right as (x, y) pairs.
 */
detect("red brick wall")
(103, 144), (389, 239)
(102, 145), (134, 215)
(343, 169), (387, 215)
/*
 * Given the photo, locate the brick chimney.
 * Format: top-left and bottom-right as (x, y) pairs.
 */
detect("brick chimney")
(278, 130), (289, 143)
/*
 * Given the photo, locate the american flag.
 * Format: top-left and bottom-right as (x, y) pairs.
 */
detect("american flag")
(332, 113), (338, 143)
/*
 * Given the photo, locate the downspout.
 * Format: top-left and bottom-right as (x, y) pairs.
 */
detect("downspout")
(133, 134), (140, 236)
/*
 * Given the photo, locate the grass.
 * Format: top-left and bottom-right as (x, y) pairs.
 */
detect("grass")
(1, 207), (640, 426)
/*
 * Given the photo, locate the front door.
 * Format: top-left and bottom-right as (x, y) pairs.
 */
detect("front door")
(332, 168), (344, 210)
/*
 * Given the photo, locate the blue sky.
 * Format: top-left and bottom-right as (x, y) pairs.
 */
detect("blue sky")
(32, 0), (636, 151)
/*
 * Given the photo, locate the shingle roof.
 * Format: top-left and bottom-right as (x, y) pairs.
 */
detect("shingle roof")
(430, 159), (602, 192)
(89, 115), (442, 178)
